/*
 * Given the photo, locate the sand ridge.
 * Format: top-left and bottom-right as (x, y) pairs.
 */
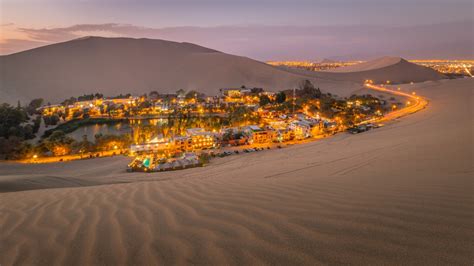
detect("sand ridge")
(283, 56), (445, 85)
(0, 37), (355, 104)
(0, 78), (473, 265)
(324, 56), (403, 73)
(0, 37), (443, 104)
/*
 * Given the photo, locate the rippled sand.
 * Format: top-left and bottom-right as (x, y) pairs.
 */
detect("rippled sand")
(0, 78), (472, 265)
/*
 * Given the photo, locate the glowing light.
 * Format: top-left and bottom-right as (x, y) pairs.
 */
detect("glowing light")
(462, 64), (473, 77)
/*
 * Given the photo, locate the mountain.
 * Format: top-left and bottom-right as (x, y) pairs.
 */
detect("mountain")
(0, 37), (348, 104)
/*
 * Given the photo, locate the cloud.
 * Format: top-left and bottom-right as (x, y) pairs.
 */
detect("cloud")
(2, 21), (473, 60)
(0, 39), (49, 55)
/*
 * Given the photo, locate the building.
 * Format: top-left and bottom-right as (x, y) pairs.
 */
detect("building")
(274, 129), (294, 142)
(244, 125), (273, 144)
(174, 137), (194, 152)
(219, 88), (251, 98)
(191, 134), (215, 150)
(186, 128), (216, 150)
(130, 136), (174, 154)
(39, 104), (65, 116)
(289, 120), (313, 139)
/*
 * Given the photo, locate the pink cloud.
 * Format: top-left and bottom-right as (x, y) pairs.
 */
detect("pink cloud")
(2, 21), (473, 60)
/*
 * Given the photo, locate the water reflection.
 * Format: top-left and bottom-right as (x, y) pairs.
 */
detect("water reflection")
(67, 117), (225, 142)
(67, 119), (167, 141)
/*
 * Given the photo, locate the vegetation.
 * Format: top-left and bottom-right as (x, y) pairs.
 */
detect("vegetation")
(0, 137), (35, 160)
(228, 106), (260, 126)
(275, 91), (286, 104)
(0, 101), (47, 159)
(185, 90), (205, 101)
(259, 94), (271, 106)
(26, 98), (43, 115)
(43, 114), (60, 126)
(0, 103), (32, 139)
(42, 131), (75, 156)
(297, 79), (322, 98)
(94, 133), (131, 151)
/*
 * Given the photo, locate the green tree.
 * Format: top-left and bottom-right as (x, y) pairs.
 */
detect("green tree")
(44, 130), (75, 156)
(0, 103), (29, 139)
(94, 134), (131, 151)
(76, 135), (94, 154)
(72, 110), (83, 119)
(298, 80), (322, 99)
(26, 98), (44, 115)
(275, 91), (287, 103)
(43, 115), (60, 126)
(0, 136), (34, 160)
(259, 95), (271, 106)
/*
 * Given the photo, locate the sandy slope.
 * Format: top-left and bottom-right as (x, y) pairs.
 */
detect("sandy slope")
(325, 56), (403, 72)
(0, 37), (357, 104)
(283, 56), (445, 85)
(0, 78), (473, 265)
(0, 37), (444, 104)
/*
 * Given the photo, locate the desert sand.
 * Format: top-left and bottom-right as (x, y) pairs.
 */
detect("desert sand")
(0, 37), (357, 104)
(285, 56), (445, 85)
(325, 56), (403, 72)
(0, 37), (443, 104)
(0, 78), (472, 265)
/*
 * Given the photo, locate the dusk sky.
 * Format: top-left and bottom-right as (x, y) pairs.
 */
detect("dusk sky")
(1, 0), (473, 59)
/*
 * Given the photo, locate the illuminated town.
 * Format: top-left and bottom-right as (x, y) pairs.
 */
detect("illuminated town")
(267, 60), (362, 71)
(2, 0), (473, 264)
(410, 60), (474, 77)
(269, 59), (474, 76)
(5, 79), (424, 172)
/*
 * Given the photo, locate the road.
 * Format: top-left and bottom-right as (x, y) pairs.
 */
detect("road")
(364, 83), (428, 122)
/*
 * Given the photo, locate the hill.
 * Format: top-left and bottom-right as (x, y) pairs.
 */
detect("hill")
(320, 56), (445, 83)
(0, 38), (445, 104)
(0, 37), (351, 104)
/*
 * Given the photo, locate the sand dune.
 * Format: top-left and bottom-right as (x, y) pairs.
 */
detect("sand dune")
(284, 56), (445, 85)
(0, 78), (472, 265)
(1, 37), (445, 105)
(0, 37), (357, 104)
(326, 56), (402, 72)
